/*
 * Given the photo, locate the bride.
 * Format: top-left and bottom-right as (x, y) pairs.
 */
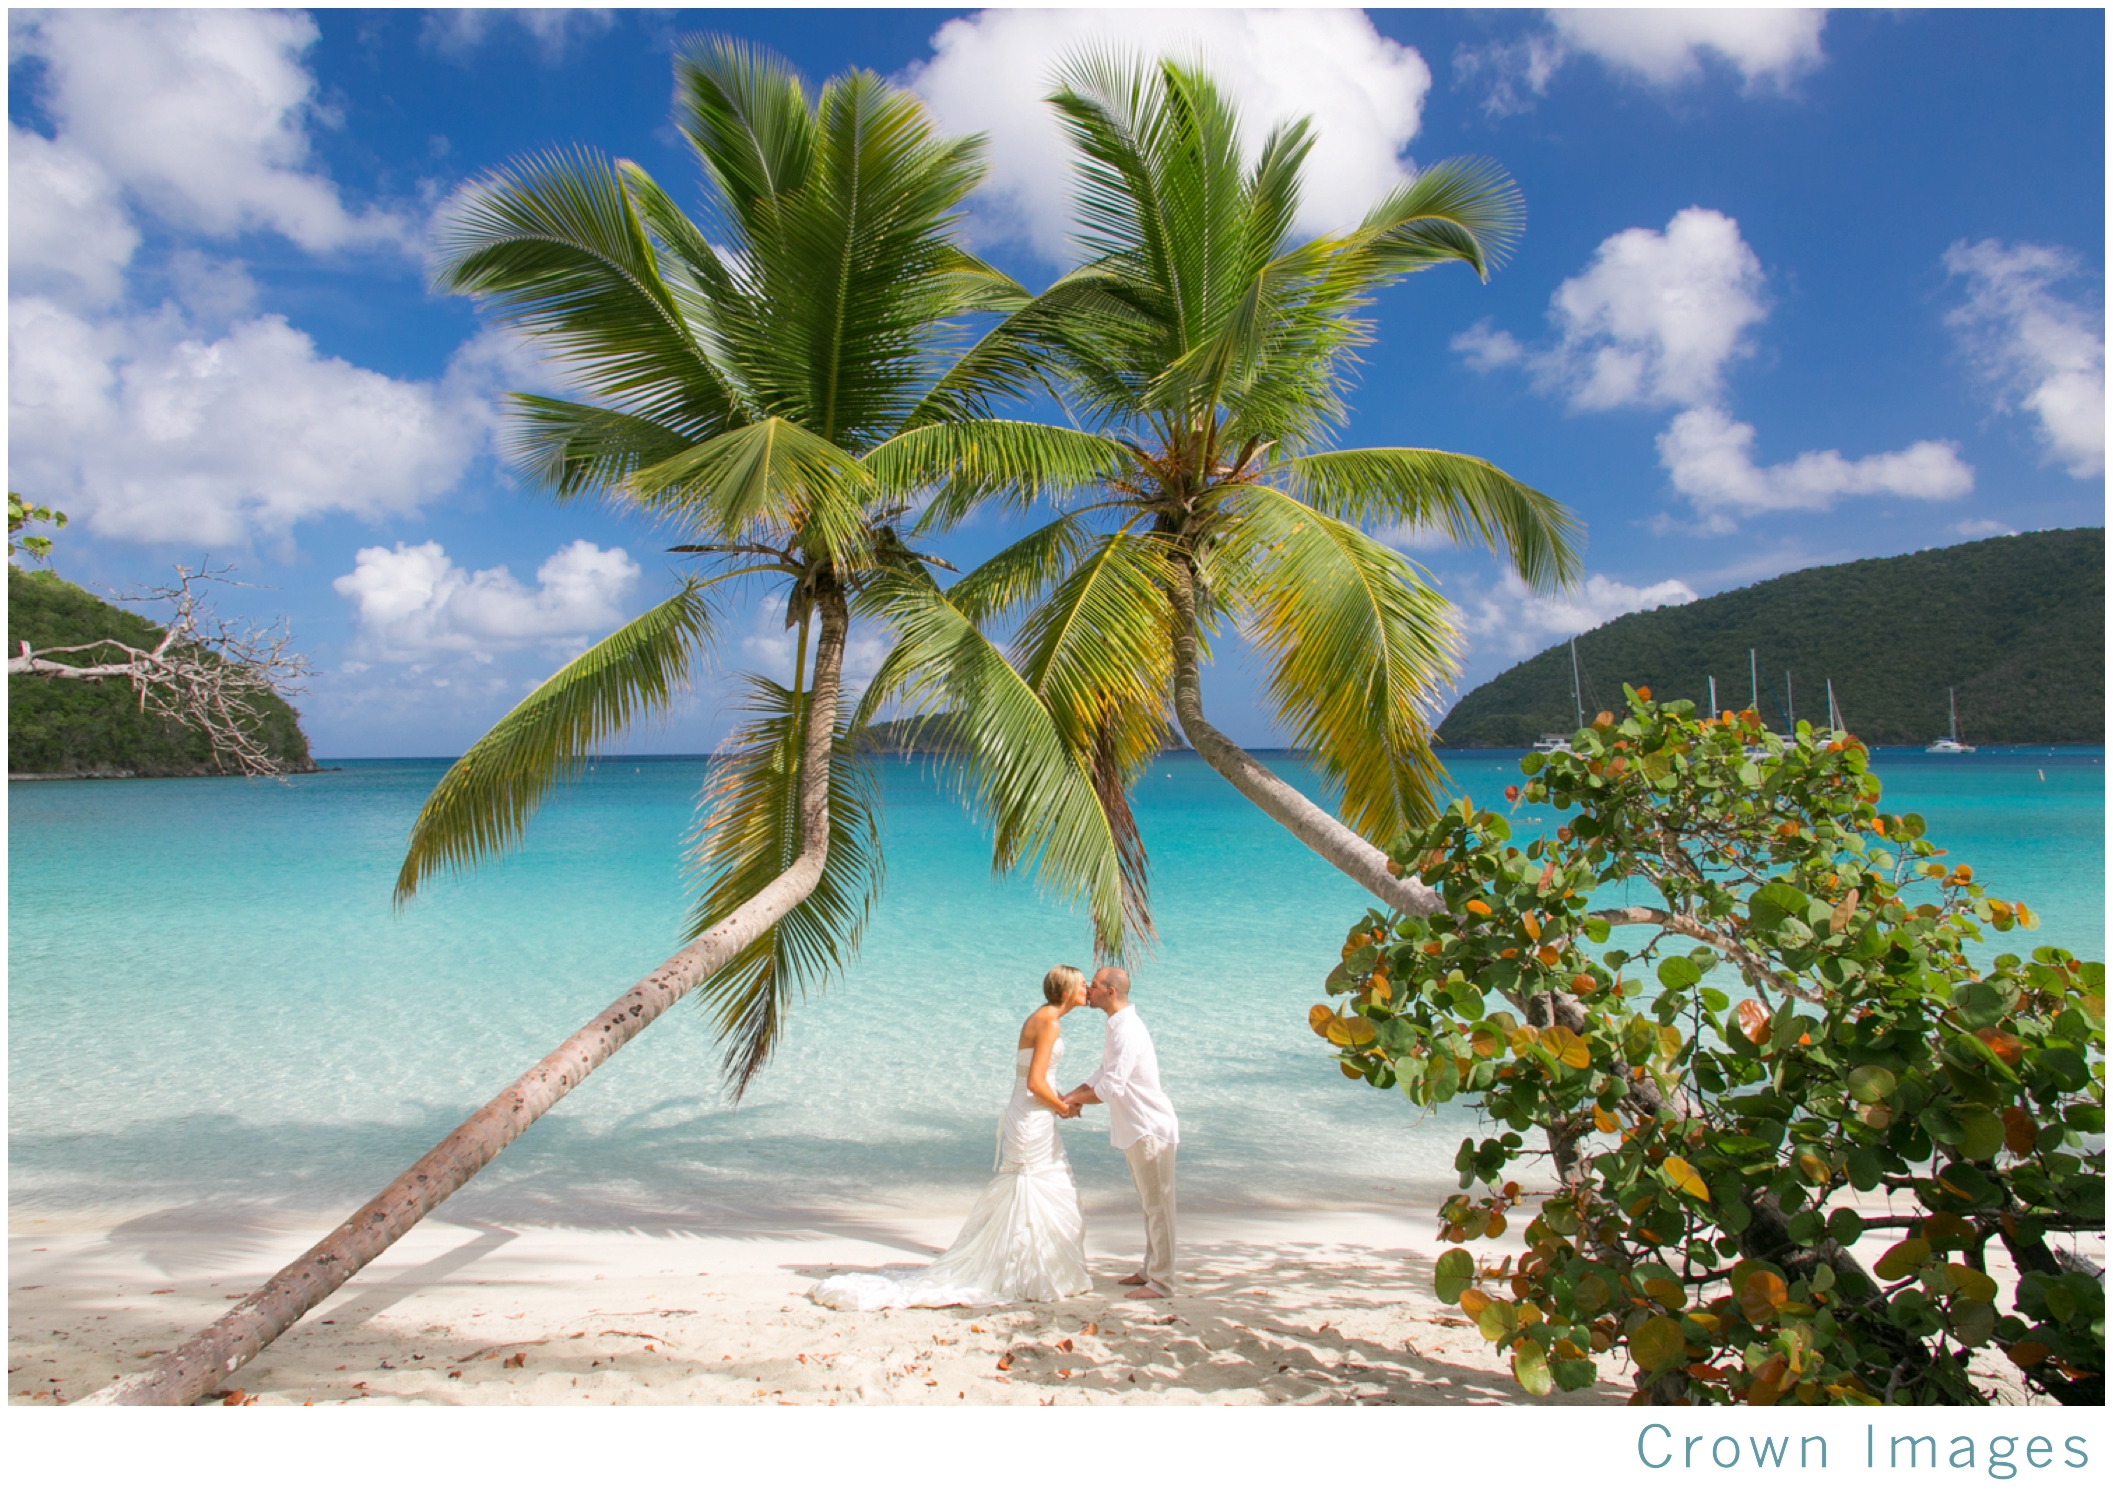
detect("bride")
(811, 965), (1093, 1309)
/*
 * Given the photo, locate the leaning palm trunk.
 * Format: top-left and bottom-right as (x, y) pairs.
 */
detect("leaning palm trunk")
(1166, 567), (1438, 917)
(83, 598), (849, 1406)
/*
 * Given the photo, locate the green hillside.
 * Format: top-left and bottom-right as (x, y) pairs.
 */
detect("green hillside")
(1437, 529), (2103, 747)
(8, 566), (315, 777)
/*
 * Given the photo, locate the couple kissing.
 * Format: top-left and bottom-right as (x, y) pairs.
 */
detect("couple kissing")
(811, 964), (1179, 1311)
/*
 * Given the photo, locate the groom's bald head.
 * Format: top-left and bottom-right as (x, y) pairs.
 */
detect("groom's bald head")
(1090, 966), (1131, 1011)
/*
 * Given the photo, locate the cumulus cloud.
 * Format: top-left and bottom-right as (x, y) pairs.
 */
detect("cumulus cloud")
(8, 126), (140, 308)
(8, 295), (497, 546)
(1464, 571), (1699, 662)
(1459, 208), (1974, 526)
(1456, 208), (1768, 410)
(11, 10), (407, 255)
(1657, 407), (1973, 524)
(1457, 9), (1827, 114)
(1944, 239), (2105, 478)
(335, 539), (640, 663)
(905, 9), (1434, 260)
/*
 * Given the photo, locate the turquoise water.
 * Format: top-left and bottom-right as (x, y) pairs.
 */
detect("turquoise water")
(8, 748), (2102, 1228)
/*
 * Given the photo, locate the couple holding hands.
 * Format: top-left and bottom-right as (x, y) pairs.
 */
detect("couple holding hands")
(812, 964), (1179, 1310)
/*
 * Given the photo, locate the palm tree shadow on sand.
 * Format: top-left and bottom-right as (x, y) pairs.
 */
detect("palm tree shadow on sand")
(789, 1237), (1625, 1406)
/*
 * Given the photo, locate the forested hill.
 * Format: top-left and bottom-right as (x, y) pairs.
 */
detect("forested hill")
(8, 566), (315, 777)
(1437, 528), (2103, 747)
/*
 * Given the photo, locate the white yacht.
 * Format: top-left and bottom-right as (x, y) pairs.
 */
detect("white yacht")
(1533, 640), (1585, 752)
(1928, 687), (1976, 753)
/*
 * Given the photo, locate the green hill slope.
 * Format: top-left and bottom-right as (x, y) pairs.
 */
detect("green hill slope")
(1437, 529), (2103, 747)
(8, 566), (315, 777)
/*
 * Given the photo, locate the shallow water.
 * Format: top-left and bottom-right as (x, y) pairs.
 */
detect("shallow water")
(8, 747), (2102, 1228)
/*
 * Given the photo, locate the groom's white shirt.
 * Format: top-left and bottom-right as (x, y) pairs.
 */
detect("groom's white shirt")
(1084, 1006), (1179, 1150)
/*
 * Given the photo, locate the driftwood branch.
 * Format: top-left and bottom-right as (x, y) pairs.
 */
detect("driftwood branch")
(8, 563), (309, 778)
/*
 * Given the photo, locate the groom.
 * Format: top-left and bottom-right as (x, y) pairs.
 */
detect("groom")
(1062, 967), (1180, 1300)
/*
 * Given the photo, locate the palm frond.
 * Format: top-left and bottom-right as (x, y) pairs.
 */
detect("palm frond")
(1283, 447), (1584, 591)
(941, 512), (1093, 625)
(504, 395), (703, 500)
(1353, 157), (1525, 279)
(629, 418), (873, 569)
(864, 420), (1130, 527)
(432, 147), (735, 436)
(861, 568), (1130, 953)
(685, 675), (882, 1097)
(1008, 530), (1176, 942)
(395, 583), (717, 904)
(1221, 485), (1458, 843)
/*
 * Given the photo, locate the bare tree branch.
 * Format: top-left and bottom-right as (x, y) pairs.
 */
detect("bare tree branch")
(8, 563), (310, 779)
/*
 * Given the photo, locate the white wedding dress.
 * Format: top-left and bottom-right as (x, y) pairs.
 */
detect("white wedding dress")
(811, 1040), (1092, 1310)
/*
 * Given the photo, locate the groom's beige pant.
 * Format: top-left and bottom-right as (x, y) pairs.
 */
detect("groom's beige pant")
(1122, 1136), (1178, 1293)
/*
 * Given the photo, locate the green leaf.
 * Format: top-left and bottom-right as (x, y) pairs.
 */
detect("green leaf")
(1826, 1207), (1865, 1245)
(1847, 1065), (1897, 1103)
(1656, 955), (1703, 990)
(1952, 983), (2007, 1029)
(1433, 1248), (1475, 1304)
(1511, 1338), (1553, 1397)
(397, 584), (716, 902)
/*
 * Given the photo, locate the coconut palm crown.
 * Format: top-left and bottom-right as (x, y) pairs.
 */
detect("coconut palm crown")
(404, 38), (1135, 1091)
(867, 54), (1587, 929)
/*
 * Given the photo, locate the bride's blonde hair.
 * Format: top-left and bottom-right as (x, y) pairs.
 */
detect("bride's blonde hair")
(1042, 964), (1085, 1007)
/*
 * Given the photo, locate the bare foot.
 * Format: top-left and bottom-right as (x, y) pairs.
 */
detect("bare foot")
(1117, 1273), (1149, 1287)
(1123, 1286), (1169, 1300)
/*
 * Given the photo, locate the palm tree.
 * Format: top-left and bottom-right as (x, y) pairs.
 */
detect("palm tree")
(89, 38), (1129, 1406)
(869, 55), (1584, 925)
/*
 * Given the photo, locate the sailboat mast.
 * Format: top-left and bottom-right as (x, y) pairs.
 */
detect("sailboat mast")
(1949, 687), (1958, 740)
(1708, 675), (1717, 718)
(1571, 640), (1583, 729)
(1786, 671), (1794, 727)
(1749, 648), (1758, 712)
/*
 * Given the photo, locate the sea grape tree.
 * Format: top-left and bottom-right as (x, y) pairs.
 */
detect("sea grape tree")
(1310, 689), (2104, 1404)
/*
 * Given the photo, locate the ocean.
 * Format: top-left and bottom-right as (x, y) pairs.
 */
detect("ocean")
(7, 747), (2103, 1233)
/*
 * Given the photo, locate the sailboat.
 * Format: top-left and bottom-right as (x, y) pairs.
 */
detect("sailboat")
(1928, 687), (1976, 753)
(1826, 679), (1848, 739)
(1533, 640), (1585, 752)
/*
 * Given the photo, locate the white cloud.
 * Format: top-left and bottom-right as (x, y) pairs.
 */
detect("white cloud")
(335, 540), (640, 663)
(1460, 207), (1974, 526)
(11, 10), (406, 254)
(1524, 208), (1769, 411)
(1657, 407), (1973, 523)
(1465, 571), (1699, 662)
(1943, 239), (2105, 479)
(423, 9), (616, 65)
(1455, 9), (1826, 114)
(905, 9), (1433, 260)
(1951, 518), (2019, 541)
(8, 126), (139, 308)
(1550, 9), (1827, 92)
(8, 295), (496, 546)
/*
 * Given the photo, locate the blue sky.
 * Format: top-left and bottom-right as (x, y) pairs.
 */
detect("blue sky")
(10, 8), (2104, 756)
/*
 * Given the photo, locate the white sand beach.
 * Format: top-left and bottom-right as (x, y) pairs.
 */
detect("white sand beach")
(10, 1201), (1629, 1407)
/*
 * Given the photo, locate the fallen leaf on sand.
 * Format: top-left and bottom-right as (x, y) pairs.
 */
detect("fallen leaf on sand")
(503, 1353), (526, 1369)
(221, 1390), (246, 1405)
(1082, 1322), (1100, 1336)
(448, 1371), (462, 1379)
(1055, 1338), (1074, 1353)
(996, 1354), (1014, 1371)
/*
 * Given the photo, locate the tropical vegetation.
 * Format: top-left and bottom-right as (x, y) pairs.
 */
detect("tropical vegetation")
(1311, 689), (2104, 1404)
(8, 566), (313, 777)
(1439, 528), (2104, 747)
(96, 37), (1122, 1406)
(863, 54), (1582, 929)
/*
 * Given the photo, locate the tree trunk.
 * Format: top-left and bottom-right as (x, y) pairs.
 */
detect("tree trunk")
(81, 592), (851, 1406)
(1165, 566), (1439, 917)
